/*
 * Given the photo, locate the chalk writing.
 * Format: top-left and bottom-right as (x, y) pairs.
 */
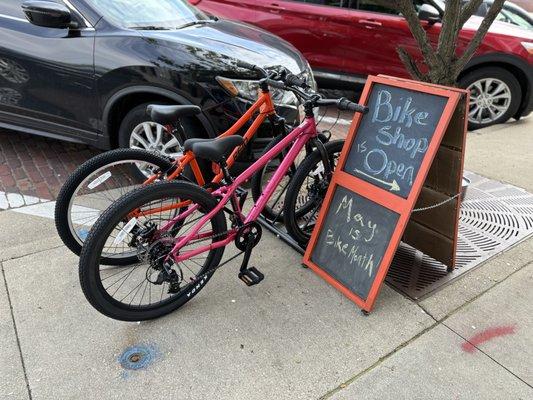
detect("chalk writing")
(372, 89), (430, 128)
(344, 83), (447, 198)
(335, 195), (377, 242)
(311, 187), (399, 300)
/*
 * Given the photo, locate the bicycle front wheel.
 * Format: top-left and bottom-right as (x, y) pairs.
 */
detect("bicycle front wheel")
(250, 134), (307, 222)
(79, 181), (227, 321)
(283, 140), (344, 247)
(54, 148), (174, 264)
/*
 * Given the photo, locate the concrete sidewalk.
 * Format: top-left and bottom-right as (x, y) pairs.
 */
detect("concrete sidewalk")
(1, 117), (532, 399)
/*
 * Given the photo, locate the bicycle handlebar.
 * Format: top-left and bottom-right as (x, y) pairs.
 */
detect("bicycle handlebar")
(265, 78), (286, 90)
(318, 97), (369, 114)
(284, 73), (309, 89)
(312, 97), (368, 114)
(237, 62), (368, 115)
(237, 61), (309, 90)
(236, 61), (264, 74)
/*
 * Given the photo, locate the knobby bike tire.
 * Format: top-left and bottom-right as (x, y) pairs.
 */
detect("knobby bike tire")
(78, 181), (227, 321)
(283, 140), (344, 247)
(55, 148), (174, 264)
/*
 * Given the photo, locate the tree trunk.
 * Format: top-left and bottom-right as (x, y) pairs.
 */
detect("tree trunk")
(375, 0), (506, 86)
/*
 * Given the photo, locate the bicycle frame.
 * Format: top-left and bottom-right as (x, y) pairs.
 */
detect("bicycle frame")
(143, 90), (277, 187)
(156, 115), (319, 264)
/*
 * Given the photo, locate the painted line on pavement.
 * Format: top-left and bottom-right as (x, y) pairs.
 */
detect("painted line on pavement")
(1, 191), (99, 229)
(0, 191), (43, 210)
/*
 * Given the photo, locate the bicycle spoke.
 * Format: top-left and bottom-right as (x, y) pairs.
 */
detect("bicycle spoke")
(92, 188), (223, 314)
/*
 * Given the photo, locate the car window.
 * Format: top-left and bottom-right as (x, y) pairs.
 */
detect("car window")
(341, 0), (428, 15)
(355, 0), (400, 14)
(289, 0), (406, 12)
(291, 1), (345, 7)
(0, 0), (25, 19)
(497, 8), (532, 29)
(85, 0), (208, 29)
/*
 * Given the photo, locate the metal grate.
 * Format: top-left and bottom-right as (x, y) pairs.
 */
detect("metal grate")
(261, 171), (533, 300)
(386, 171), (533, 299)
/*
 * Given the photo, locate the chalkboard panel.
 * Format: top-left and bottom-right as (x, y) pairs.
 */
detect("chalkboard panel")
(310, 186), (400, 301)
(343, 83), (448, 198)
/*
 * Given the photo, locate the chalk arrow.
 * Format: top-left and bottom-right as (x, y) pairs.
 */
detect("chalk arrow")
(354, 169), (401, 192)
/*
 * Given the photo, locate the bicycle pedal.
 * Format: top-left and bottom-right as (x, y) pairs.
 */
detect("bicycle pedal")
(238, 267), (264, 286)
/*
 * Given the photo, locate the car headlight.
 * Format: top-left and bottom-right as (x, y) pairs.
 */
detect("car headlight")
(299, 62), (319, 120)
(302, 60), (318, 92)
(216, 76), (298, 108)
(522, 42), (533, 55)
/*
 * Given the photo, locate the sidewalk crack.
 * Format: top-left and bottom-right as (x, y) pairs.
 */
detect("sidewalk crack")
(318, 320), (440, 400)
(438, 260), (533, 324)
(442, 323), (533, 390)
(1, 262), (34, 400)
(2, 244), (64, 263)
(319, 260), (533, 399)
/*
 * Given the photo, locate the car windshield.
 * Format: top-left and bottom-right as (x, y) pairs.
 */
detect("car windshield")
(496, 7), (532, 29)
(86, 0), (209, 29)
(439, 1), (532, 29)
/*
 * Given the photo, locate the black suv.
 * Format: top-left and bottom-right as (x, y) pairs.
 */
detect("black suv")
(0, 0), (314, 161)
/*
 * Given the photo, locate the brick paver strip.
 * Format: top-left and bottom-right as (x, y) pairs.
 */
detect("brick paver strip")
(0, 130), (98, 207)
(0, 108), (353, 210)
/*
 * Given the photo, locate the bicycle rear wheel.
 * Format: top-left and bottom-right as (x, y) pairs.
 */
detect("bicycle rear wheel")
(54, 148), (174, 264)
(79, 181), (227, 321)
(283, 140), (344, 247)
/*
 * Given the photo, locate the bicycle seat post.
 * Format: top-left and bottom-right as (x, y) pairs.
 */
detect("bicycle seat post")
(222, 157), (247, 229)
(172, 119), (187, 144)
(218, 157), (233, 185)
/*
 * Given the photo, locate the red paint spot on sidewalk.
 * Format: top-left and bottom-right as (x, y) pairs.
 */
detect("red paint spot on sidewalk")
(461, 325), (516, 353)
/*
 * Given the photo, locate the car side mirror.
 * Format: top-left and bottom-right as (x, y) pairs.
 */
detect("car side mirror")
(418, 4), (441, 24)
(22, 0), (78, 29)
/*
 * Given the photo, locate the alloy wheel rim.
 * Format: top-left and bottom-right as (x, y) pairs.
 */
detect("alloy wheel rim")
(467, 78), (512, 125)
(129, 122), (184, 176)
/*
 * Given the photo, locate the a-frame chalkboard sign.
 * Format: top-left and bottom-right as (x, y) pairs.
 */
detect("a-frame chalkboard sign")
(303, 75), (467, 313)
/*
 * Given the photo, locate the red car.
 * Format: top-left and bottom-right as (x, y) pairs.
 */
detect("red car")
(190, 0), (533, 130)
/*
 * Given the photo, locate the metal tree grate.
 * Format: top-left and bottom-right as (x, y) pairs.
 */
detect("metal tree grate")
(261, 171), (533, 300)
(386, 171), (533, 299)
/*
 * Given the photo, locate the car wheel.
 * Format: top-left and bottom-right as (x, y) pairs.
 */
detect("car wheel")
(459, 67), (522, 130)
(118, 103), (184, 179)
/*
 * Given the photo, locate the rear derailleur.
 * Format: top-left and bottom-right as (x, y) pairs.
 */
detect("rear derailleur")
(145, 239), (183, 294)
(129, 222), (183, 294)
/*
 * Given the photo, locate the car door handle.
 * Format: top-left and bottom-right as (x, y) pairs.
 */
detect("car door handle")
(358, 19), (383, 27)
(270, 3), (286, 11)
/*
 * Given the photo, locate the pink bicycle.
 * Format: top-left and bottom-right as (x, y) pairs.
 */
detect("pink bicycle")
(78, 67), (368, 321)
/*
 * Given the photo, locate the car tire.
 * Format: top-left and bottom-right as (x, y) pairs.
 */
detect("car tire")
(459, 67), (522, 130)
(118, 103), (186, 180)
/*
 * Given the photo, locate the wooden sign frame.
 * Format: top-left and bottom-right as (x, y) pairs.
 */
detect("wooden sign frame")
(303, 75), (463, 312)
(388, 76), (470, 270)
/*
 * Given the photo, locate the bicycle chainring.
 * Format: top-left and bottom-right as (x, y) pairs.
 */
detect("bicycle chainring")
(234, 222), (262, 251)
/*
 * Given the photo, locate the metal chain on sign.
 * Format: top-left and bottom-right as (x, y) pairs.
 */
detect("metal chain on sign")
(411, 192), (462, 213)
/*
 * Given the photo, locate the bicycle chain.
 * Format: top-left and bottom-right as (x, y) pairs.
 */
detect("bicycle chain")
(159, 223), (249, 285)
(187, 250), (245, 285)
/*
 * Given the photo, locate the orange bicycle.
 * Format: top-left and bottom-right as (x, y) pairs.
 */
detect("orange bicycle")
(55, 66), (310, 264)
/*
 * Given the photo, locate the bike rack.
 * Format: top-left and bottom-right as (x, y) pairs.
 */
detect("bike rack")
(257, 216), (306, 255)
(258, 171), (533, 301)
